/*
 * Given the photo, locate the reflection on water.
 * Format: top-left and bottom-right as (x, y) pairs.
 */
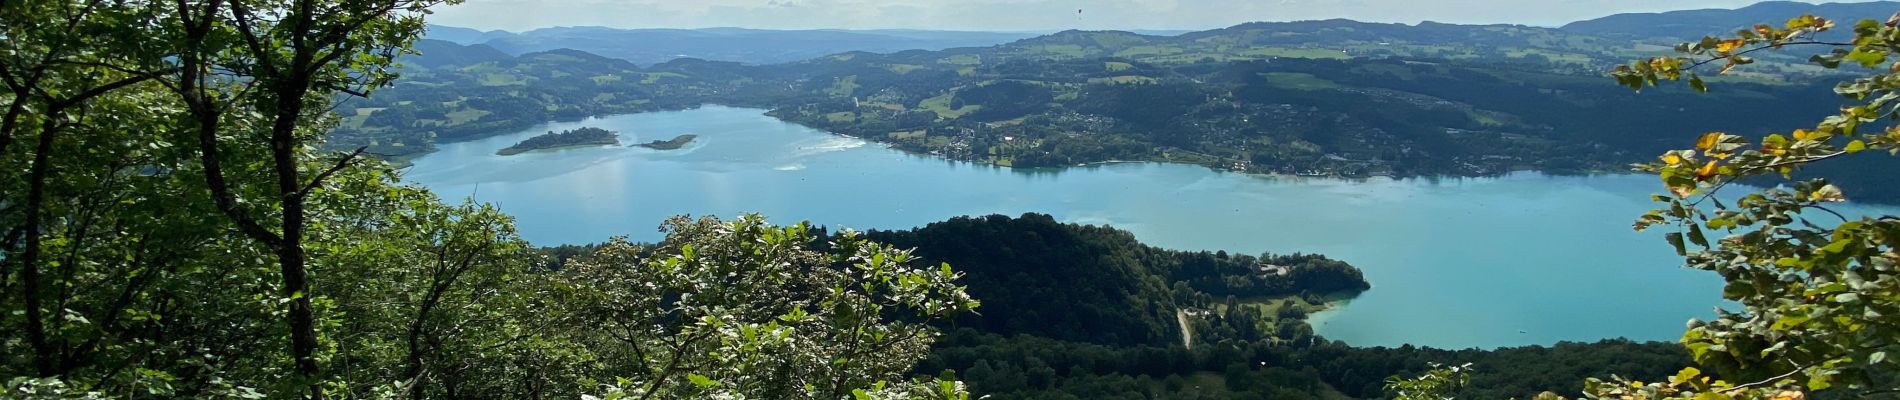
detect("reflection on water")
(403, 105), (1894, 349)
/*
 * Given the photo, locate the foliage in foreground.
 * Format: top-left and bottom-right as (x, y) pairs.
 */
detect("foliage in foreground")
(1596, 11), (1900, 400)
(564, 215), (978, 399)
(0, 1), (977, 398)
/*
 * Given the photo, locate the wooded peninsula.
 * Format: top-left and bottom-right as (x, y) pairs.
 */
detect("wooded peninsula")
(636, 134), (697, 150)
(495, 127), (618, 155)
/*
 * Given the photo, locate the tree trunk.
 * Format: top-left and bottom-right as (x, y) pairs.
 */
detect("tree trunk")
(19, 114), (62, 377)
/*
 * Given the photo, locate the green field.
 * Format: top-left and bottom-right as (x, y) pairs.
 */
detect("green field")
(827, 75), (860, 97)
(1089, 75), (1158, 85)
(886, 64), (925, 74)
(823, 111), (857, 123)
(1262, 72), (1342, 90)
(640, 72), (686, 84)
(918, 92), (981, 119)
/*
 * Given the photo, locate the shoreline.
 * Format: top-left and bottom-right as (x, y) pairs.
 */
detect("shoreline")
(374, 104), (1639, 183)
(495, 140), (620, 156)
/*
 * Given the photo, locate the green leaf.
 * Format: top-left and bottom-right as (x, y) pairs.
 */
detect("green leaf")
(1847, 139), (1868, 153)
(687, 373), (719, 389)
(1847, 49), (1887, 67)
(1666, 232), (1687, 256)
(1672, 367), (1702, 384)
(1835, 293), (1861, 303)
(1694, 392), (1735, 400)
(1809, 373), (1833, 391)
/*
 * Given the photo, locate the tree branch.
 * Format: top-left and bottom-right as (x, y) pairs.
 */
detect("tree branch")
(49, 74), (155, 110)
(297, 146), (367, 199)
(1721, 363), (1810, 394)
(1686, 40), (1856, 71)
(228, 0), (281, 80)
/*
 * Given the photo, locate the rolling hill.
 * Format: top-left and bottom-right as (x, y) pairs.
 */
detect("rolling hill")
(1561, 1), (1900, 40)
(422, 24), (1042, 65)
(350, 3), (1900, 200)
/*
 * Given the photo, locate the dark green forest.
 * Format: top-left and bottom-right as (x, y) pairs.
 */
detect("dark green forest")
(494, 126), (618, 155)
(339, 21), (1900, 202)
(534, 213), (1692, 399)
(10, 0), (1900, 398)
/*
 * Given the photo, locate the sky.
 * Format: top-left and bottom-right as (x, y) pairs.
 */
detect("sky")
(427, 0), (1853, 32)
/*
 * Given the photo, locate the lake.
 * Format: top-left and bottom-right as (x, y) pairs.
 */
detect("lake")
(402, 105), (1889, 349)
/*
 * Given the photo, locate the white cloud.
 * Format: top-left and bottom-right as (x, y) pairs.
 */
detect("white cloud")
(428, 0), (1838, 32)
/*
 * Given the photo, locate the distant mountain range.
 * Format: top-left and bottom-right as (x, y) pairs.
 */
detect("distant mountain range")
(351, 1), (1900, 201)
(420, 1), (1900, 67)
(1561, 1), (1900, 40)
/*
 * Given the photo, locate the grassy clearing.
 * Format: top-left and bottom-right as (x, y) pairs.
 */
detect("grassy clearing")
(478, 73), (526, 86)
(590, 74), (623, 84)
(1026, 44), (1087, 58)
(1114, 45), (1182, 58)
(826, 75), (860, 97)
(641, 72), (687, 84)
(1237, 46), (1353, 60)
(886, 64), (925, 74)
(1089, 75), (1158, 85)
(1468, 111), (1506, 127)
(918, 92), (980, 119)
(1262, 72), (1341, 90)
(445, 108), (490, 125)
(824, 112), (857, 123)
(864, 101), (908, 111)
(938, 54), (982, 65)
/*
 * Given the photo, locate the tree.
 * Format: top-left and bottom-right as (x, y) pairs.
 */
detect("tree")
(5, 1), (989, 397)
(1596, 12), (1900, 399)
(568, 215), (978, 399)
(1386, 363), (1473, 400)
(160, 1), (457, 395)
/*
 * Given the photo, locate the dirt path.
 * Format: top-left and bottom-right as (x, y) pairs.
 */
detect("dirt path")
(1176, 309), (1193, 349)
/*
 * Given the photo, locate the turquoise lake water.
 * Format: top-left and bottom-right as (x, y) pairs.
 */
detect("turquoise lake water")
(402, 105), (1892, 349)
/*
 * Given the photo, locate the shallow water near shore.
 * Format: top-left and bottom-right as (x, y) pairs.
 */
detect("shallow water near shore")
(403, 105), (1896, 349)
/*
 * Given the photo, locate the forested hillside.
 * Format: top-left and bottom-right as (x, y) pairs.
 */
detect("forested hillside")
(1561, 1), (1900, 40)
(422, 24), (1041, 65)
(13, 1), (1900, 398)
(864, 214), (1367, 347)
(844, 214), (1689, 399)
(345, 27), (1900, 200)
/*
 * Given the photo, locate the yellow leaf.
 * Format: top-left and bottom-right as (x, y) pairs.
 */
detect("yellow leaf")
(1793, 129), (1812, 141)
(1697, 161), (1719, 179)
(1697, 132), (1722, 150)
(1787, 15), (1817, 30)
(1811, 184), (1845, 202)
(1716, 39), (1746, 53)
(1662, 153), (1684, 165)
(1670, 184), (1697, 198)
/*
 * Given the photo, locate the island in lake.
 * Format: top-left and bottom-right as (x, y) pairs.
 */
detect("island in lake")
(496, 127), (619, 155)
(636, 134), (697, 150)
